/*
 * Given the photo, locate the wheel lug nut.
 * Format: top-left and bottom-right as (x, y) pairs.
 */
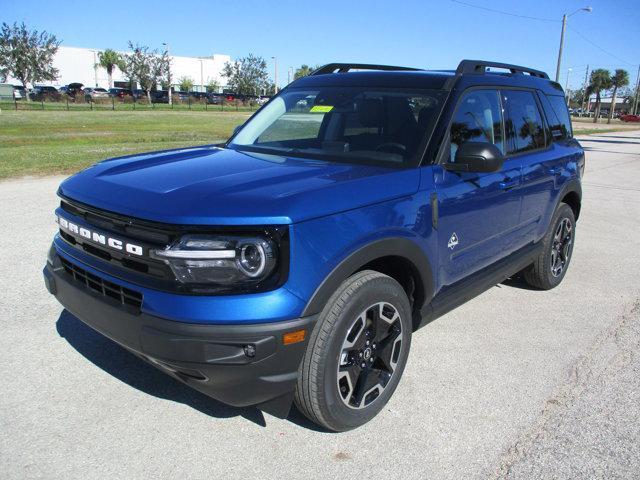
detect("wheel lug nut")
(366, 340), (370, 345)
(361, 363), (366, 368)
(358, 352), (363, 358)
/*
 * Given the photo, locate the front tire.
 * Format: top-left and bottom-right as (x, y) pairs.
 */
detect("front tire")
(524, 202), (576, 290)
(294, 270), (412, 431)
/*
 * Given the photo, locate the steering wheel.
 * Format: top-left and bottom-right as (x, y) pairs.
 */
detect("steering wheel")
(375, 142), (407, 154)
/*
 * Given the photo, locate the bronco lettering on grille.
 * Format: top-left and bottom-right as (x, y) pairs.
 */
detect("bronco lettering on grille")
(56, 214), (144, 256)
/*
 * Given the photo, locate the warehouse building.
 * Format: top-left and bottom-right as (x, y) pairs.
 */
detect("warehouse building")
(9, 45), (231, 92)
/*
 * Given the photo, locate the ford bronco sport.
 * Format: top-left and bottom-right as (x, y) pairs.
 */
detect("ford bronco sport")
(44, 60), (584, 431)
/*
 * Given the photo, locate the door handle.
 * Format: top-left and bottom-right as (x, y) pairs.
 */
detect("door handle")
(548, 167), (561, 176)
(500, 177), (519, 190)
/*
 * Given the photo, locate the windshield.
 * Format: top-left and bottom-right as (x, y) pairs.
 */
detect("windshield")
(229, 86), (445, 167)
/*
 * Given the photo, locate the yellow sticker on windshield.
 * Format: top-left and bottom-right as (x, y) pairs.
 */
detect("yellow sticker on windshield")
(310, 105), (333, 113)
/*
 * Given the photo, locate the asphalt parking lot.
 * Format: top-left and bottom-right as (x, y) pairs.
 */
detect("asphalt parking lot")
(1, 130), (639, 479)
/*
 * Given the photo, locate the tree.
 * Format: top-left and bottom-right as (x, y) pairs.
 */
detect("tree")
(587, 69), (612, 122)
(294, 64), (316, 80)
(264, 82), (276, 96)
(121, 42), (169, 103)
(607, 69), (629, 124)
(97, 49), (121, 89)
(178, 76), (194, 92)
(222, 54), (269, 96)
(569, 87), (587, 109)
(0, 22), (59, 101)
(205, 78), (219, 93)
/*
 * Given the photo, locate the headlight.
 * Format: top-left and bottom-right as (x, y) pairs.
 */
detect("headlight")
(152, 234), (277, 286)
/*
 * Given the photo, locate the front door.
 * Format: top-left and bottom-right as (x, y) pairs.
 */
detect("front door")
(434, 88), (523, 287)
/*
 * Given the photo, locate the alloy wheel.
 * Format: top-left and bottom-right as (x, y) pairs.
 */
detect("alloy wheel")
(337, 302), (404, 409)
(551, 217), (573, 277)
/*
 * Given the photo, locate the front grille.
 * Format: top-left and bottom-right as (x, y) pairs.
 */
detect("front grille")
(61, 257), (143, 311)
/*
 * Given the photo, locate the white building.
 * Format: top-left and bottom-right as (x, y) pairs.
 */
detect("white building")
(9, 45), (231, 92)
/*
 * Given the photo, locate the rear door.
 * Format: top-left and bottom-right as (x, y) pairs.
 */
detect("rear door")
(434, 88), (523, 287)
(502, 89), (557, 242)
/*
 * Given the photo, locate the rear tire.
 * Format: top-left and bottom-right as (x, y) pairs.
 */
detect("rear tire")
(294, 270), (412, 431)
(523, 202), (576, 290)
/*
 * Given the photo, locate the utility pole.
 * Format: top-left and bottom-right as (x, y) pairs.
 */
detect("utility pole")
(200, 59), (204, 92)
(163, 42), (172, 106)
(271, 56), (278, 93)
(555, 6), (592, 83)
(92, 50), (99, 87)
(565, 68), (572, 106)
(581, 65), (589, 115)
(555, 15), (567, 83)
(633, 64), (640, 115)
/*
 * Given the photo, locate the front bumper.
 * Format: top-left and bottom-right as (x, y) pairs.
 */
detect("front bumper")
(44, 251), (316, 418)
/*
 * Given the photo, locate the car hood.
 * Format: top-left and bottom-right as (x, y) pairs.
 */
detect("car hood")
(59, 146), (420, 225)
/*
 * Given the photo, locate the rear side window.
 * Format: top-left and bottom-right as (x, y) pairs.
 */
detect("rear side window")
(502, 90), (546, 154)
(543, 94), (573, 140)
(449, 89), (504, 161)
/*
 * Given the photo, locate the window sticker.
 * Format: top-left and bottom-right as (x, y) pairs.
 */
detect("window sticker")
(310, 105), (334, 113)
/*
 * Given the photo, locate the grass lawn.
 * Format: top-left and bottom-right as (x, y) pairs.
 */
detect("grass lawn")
(0, 110), (250, 178)
(0, 109), (638, 179)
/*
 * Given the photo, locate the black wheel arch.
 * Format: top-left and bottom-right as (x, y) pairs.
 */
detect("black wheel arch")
(558, 179), (582, 220)
(301, 237), (435, 330)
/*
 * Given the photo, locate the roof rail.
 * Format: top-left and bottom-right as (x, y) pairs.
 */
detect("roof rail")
(311, 63), (423, 76)
(456, 60), (549, 79)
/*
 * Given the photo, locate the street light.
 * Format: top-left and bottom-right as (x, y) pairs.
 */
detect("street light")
(555, 6), (592, 82)
(163, 42), (172, 106)
(271, 56), (278, 94)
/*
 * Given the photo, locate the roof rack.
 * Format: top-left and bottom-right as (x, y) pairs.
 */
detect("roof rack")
(456, 60), (549, 79)
(311, 63), (423, 76)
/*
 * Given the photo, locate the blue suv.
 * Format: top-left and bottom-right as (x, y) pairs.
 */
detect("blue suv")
(44, 60), (584, 431)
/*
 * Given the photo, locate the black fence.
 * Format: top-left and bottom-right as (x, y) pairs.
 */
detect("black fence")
(2, 95), (262, 113)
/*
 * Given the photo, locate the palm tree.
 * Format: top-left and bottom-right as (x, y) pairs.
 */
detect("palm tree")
(97, 49), (122, 89)
(294, 65), (315, 80)
(607, 69), (630, 124)
(588, 69), (612, 123)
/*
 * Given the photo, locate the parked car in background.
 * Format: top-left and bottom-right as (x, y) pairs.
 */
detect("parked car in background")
(257, 95), (270, 105)
(132, 89), (146, 100)
(189, 91), (208, 101)
(206, 93), (224, 105)
(29, 85), (61, 101)
(13, 85), (26, 100)
(109, 88), (133, 98)
(152, 90), (169, 103)
(620, 114), (640, 122)
(59, 83), (84, 99)
(84, 87), (110, 102)
(173, 91), (190, 102)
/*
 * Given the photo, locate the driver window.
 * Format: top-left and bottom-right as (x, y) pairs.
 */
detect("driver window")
(449, 89), (504, 162)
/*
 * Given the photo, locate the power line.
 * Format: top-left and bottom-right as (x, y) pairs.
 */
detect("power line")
(567, 26), (636, 67)
(449, 0), (559, 23)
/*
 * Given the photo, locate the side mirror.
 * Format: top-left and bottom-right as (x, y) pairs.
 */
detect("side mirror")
(446, 142), (504, 173)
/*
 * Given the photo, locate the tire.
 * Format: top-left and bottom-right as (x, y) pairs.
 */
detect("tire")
(294, 270), (412, 431)
(523, 202), (576, 290)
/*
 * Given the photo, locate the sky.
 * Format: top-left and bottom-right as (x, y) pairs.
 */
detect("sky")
(3, 0), (639, 91)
